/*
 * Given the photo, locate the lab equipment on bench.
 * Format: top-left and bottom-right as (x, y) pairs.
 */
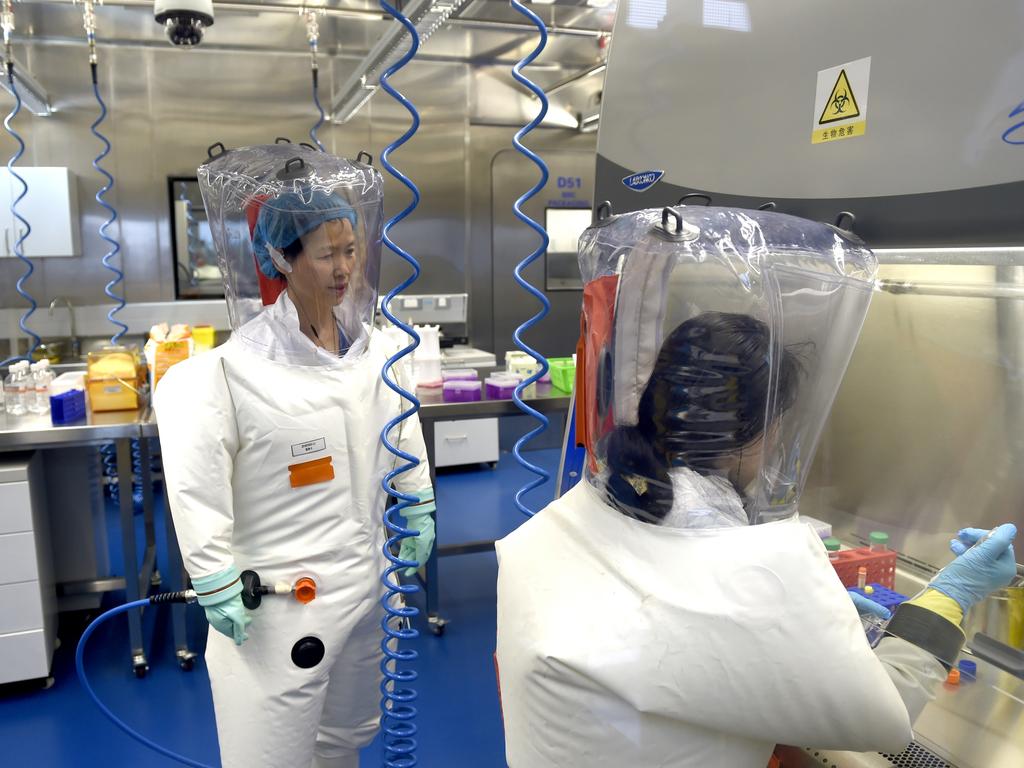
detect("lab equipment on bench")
(442, 380), (481, 403)
(86, 346), (141, 412)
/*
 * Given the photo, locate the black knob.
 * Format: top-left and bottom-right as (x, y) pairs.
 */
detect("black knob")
(291, 636), (326, 669)
(240, 570), (262, 610)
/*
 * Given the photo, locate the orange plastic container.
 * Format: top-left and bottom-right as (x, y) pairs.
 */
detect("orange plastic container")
(87, 347), (141, 412)
(829, 546), (897, 590)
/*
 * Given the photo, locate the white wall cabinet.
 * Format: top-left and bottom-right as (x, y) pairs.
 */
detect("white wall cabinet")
(0, 453), (56, 686)
(0, 167), (81, 258)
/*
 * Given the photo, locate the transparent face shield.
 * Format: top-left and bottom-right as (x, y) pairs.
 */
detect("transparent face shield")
(198, 144), (383, 365)
(578, 206), (877, 527)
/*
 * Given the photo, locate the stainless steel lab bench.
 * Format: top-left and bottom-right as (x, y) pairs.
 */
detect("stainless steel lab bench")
(413, 378), (572, 635)
(0, 408), (165, 678)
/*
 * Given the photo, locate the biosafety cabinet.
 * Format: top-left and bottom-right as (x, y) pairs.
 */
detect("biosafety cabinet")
(594, 2), (1024, 766)
(0, 452), (56, 686)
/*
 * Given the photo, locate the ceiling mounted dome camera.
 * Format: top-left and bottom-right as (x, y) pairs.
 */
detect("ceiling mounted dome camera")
(154, 0), (214, 47)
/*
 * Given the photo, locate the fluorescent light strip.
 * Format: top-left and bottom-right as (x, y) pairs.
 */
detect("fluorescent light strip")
(544, 61), (606, 98)
(702, 0), (751, 32)
(332, 0), (468, 123)
(0, 60), (53, 116)
(627, 0), (667, 30)
(578, 110), (600, 132)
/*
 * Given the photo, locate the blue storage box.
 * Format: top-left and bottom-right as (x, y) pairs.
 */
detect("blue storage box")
(50, 389), (86, 425)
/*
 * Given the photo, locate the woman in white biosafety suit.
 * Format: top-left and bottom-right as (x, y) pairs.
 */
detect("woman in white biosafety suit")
(495, 206), (1018, 767)
(155, 144), (435, 768)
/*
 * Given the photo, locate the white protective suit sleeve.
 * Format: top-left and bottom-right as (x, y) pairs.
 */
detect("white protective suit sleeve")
(874, 636), (948, 723)
(154, 350), (240, 579)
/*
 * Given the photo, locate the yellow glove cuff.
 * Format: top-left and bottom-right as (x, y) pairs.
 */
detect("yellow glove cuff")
(907, 588), (964, 626)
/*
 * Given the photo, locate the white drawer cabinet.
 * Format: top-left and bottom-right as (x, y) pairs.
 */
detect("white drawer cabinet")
(0, 454), (56, 686)
(0, 630), (51, 685)
(433, 418), (499, 468)
(0, 480), (32, 534)
(0, 582), (45, 635)
(0, 532), (39, 583)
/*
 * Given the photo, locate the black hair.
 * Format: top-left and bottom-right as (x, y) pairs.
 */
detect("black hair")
(605, 311), (803, 524)
(281, 238), (304, 261)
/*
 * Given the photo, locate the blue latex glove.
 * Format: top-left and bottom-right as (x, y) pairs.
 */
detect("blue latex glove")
(849, 590), (892, 620)
(192, 566), (252, 646)
(399, 509), (436, 578)
(930, 523), (1018, 613)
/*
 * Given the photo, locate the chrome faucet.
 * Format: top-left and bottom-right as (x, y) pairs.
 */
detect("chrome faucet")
(48, 296), (81, 359)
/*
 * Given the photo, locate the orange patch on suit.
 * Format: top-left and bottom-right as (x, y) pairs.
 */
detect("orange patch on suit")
(288, 456), (335, 488)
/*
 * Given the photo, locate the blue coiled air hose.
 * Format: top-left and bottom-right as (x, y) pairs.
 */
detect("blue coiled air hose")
(509, 1), (552, 518)
(376, 3), (424, 768)
(1, 61), (40, 366)
(310, 58), (326, 151)
(90, 62), (128, 344)
(305, 10), (326, 151)
(75, 595), (215, 768)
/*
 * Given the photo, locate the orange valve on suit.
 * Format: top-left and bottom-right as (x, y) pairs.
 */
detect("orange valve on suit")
(294, 577), (317, 604)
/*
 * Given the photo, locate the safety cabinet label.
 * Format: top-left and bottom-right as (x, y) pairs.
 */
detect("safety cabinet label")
(812, 57), (870, 144)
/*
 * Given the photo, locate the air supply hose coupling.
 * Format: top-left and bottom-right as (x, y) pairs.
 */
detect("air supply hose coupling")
(240, 570), (314, 610)
(148, 590), (197, 605)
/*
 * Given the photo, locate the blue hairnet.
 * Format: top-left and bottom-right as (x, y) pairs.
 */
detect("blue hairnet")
(252, 190), (358, 279)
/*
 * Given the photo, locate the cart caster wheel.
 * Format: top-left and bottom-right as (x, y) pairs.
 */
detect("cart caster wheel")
(430, 623), (446, 636)
(133, 664), (149, 679)
(53, 638), (61, 650)
(42, 677), (55, 690)
(151, 570), (163, 587)
(488, 462), (498, 469)
(179, 657), (195, 672)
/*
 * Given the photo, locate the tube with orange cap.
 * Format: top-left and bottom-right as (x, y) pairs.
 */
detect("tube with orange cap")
(240, 570), (317, 610)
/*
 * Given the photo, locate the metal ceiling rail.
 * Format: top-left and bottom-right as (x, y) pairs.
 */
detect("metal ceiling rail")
(20, 0), (606, 36)
(9, 32), (564, 69)
(20, 0), (386, 21)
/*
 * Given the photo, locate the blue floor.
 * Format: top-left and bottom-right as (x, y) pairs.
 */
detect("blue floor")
(0, 448), (560, 767)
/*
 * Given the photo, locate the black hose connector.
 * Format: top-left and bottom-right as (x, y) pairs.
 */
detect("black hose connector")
(241, 569), (269, 610)
(149, 590), (193, 604)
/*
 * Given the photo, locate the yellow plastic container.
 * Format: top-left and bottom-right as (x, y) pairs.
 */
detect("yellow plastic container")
(87, 346), (141, 412)
(193, 325), (215, 353)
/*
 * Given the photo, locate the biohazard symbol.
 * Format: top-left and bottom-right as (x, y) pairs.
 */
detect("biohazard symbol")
(819, 69), (860, 125)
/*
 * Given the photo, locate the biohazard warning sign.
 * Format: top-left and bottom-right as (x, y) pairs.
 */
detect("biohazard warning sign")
(812, 57), (870, 144)
(819, 70), (860, 124)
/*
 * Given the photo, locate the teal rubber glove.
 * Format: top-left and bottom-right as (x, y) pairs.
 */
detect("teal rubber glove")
(192, 566), (252, 646)
(399, 508), (436, 578)
(848, 590), (892, 620)
(930, 523), (1018, 613)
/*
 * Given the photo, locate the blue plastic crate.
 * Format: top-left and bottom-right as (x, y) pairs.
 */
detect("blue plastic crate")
(848, 583), (907, 610)
(50, 389), (86, 425)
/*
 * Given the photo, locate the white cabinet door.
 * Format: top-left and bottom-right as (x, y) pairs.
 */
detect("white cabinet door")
(0, 167), (80, 258)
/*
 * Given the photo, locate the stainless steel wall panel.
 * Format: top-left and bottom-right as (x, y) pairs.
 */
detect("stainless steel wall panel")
(0, 3), (604, 355)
